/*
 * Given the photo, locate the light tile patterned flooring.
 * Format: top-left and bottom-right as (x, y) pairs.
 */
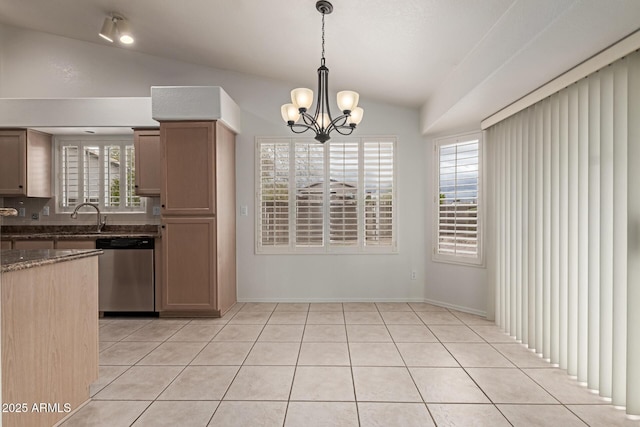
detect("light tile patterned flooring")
(61, 302), (639, 426)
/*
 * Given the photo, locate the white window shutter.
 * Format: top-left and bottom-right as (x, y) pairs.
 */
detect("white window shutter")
(329, 142), (359, 246)
(259, 142), (290, 247)
(364, 141), (394, 247)
(436, 137), (481, 261)
(295, 142), (325, 247)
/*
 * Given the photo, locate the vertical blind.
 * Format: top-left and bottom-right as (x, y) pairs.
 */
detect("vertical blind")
(486, 50), (640, 416)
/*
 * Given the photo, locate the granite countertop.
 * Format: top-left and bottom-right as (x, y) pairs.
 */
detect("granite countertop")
(0, 249), (103, 273)
(1, 224), (161, 240)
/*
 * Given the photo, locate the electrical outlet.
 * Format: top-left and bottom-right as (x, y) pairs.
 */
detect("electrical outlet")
(152, 206), (161, 216)
(18, 207), (26, 217)
(240, 205), (248, 216)
(31, 213), (39, 220)
(411, 271), (417, 280)
(42, 206), (50, 216)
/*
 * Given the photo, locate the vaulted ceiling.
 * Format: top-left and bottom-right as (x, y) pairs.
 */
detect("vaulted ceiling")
(1, 0), (639, 134)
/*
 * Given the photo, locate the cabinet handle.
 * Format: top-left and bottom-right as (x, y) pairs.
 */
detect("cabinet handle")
(134, 185), (139, 188)
(161, 204), (165, 208)
(161, 225), (166, 229)
(18, 185), (23, 189)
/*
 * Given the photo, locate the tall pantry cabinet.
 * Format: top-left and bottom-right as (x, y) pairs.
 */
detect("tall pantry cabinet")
(159, 121), (237, 316)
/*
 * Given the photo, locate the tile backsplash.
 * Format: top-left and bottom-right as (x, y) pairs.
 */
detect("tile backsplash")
(0, 196), (161, 225)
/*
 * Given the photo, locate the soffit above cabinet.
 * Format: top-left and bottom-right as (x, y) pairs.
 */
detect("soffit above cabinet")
(0, 97), (157, 128)
(151, 86), (241, 134)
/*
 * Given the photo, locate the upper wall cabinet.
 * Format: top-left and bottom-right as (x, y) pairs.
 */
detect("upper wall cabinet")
(133, 129), (161, 196)
(0, 129), (52, 197)
(160, 122), (216, 216)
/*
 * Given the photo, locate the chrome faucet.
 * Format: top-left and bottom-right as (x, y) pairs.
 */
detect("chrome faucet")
(70, 203), (107, 232)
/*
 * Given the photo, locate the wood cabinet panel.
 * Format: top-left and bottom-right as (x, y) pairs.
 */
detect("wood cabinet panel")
(1, 241), (12, 250)
(161, 217), (217, 312)
(0, 129), (52, 197)
(55, 240), (96, 250)
(2, 255), (98, 427)
(0, 130), (26, 196)
(160, 122), (216, 216)
(134, 129), (161, 196)
(13, 240), (54, 250)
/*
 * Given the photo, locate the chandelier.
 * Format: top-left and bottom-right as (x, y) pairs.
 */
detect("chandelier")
(280, 0), (364, 143)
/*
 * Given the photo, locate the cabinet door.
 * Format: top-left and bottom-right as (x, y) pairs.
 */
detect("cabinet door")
(1, 240), (12, 250)
(13, 240), (55, 250)
(55, 240), (96, 250)
(160, 122), (216, 215)
(161, 217), (217, 313)
(0, 130), (27, 196)
(25, 130), (52, 197)
(134, 129), (161, 196)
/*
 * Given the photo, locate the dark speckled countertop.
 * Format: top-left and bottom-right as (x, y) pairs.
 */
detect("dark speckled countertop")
(0, 224), (160, 241)
(0, 249), (102, 273)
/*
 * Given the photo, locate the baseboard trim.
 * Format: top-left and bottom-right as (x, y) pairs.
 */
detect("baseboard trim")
(236, 297), (486, 317)
(423, 298), (487, 317)
(237, 297), (425, 303)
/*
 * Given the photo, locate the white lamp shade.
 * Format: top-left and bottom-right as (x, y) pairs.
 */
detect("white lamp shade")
(291, 88), (314, 110)
(99, 17), (115, 42)
(337, 90), (359, 112)
(281, 104), (300, 123)
(117, 19), (134, 44)
(347, 107), (364, 125)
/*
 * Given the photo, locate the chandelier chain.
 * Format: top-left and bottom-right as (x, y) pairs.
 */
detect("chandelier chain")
(321, 11), (325, 65)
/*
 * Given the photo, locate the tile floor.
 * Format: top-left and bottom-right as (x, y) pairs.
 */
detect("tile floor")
(60, 302), (640, 426)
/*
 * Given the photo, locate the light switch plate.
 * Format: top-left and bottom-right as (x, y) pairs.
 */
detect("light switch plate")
(240, 205), (248, 216)
(42, 206), (50, 216)
(18, 207), (26, 217)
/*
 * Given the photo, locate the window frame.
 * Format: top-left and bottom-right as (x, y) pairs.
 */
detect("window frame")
(432, 131), (484, 267)
(54, 135), (146, 214)
(255, 136), (398, 255)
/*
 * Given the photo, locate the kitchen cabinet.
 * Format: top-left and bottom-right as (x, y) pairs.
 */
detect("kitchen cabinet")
(0, 129), (52, 197)
(2, 250), (99, 427)
(133, 128), (161, 196)
(160, 122), (216, 216)
(13, 240), (54, 250)
(55, 240), (96, 250)
(160, 121), (236, 316)
(1, 241), (11, 250)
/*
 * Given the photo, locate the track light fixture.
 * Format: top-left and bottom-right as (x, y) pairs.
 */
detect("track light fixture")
(99, 14), (134, 45)
(280, 0), (363, 143)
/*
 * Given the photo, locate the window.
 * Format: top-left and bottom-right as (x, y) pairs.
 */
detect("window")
(433, 132), (482, 265)
(56, 137), (145, 212)
(257, 137), (396, 253)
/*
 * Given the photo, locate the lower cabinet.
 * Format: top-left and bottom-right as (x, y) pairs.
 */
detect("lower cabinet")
(1, 241), (11, 249)
(55, 240), (96, 250)
(13, 240), (54, 250)
(161, 217), (218, 314)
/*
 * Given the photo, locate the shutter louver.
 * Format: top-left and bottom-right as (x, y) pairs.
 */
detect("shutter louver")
(295, 143), (325, 246)
(329, 143), (359, 246)
(61, 145), (79, 207)
(364, 141), (394, 246)
(259, 142), (290, 247)
(437, 139), (480, 258)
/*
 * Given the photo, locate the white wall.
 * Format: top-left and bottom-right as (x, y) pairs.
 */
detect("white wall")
(0, 24), (487, 310)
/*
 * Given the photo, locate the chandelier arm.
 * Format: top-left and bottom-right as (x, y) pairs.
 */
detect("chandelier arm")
(300, 111), (321, 131)
(332, 125), (356, 136)
(289, 123), (317, 134)
(324, 113), (349, 134)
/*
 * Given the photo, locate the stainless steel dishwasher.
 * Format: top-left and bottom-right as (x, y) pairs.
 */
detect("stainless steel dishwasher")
(96, 238), (155, 312)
